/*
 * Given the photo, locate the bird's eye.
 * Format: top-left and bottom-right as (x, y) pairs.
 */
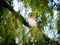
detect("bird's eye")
(29, 13), (34, 17)
(29, 14), (33, 17)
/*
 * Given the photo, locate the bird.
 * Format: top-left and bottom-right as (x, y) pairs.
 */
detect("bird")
(27, 13), (37, 27)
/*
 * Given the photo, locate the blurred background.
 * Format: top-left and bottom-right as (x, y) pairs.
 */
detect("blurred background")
(0, 0), (60, 45)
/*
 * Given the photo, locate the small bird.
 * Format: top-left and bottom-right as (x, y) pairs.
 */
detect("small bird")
(28, 13), (37, 27)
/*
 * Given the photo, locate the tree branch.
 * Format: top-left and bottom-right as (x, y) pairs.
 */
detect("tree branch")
(0, 0), (29, 27)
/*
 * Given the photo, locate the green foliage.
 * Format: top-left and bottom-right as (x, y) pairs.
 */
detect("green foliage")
(22, 0), (53, 17)
(57, 10), (60, 34)
(0, 0), (59, 45)
(0, 7), (23, 45)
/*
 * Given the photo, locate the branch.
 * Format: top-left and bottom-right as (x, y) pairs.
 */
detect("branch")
(0, 0), (29, 27)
